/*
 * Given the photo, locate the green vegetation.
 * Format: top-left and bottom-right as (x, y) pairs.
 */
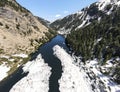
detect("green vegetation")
(112, 66), (120, 84)
(45, 29), (57, 39)
(7, 56), (31, 75)
(32, 25), (39, 31)
(50, 13), (83, 31)
(7, 64), (17, 75)
(0, 0), (7, 7)
(30, 29), (56, 47)
(0, 54), (31, 76)
(16, 23), (20, 30)
(0, 58), (8, 65)
(5, 24), (9, 29)
(65, 5), (120, 84)
(0, 48), (4, 54)
(0, 22), (3, 26)
(66, 7), (120, 63)
(0, 0), (29, 13)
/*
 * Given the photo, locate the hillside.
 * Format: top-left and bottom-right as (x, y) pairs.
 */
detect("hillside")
(0, 0), (55, 81)
(51, 0), (120, 84)
(50, 0), (120, 34)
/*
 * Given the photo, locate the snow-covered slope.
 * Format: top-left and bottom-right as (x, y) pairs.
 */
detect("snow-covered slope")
(51, 0), (120, 85)
(0, 63), (10, 81)
(10, 45), (120, 92)
(85, 59), (120, 92)
(10, 54), (51, 92)
(53, 45), (120, 92)
(53, 45), (92, 92)
(50, 0), (120, 34)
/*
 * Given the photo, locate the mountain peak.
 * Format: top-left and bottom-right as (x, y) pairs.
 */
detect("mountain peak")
(99, 0), (110, 2)
(99, 0), (119, 2)
(99, 0), (120, 4)
(62, 0), (120, 85)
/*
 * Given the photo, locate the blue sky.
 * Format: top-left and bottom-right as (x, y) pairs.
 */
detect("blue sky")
(16, 0), (97, 22)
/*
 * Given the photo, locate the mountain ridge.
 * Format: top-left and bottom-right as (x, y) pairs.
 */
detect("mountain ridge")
(0, 0), (55, 81)
(50, 0), (120, 84)
(50, 0), (120, 34)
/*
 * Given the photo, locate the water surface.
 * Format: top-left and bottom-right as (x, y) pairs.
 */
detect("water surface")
(0, 35), (69, 92)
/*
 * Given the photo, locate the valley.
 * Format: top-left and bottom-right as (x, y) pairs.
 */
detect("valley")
(0, 0), (120, 92)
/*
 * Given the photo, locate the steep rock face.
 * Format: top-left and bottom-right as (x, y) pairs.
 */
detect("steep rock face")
(51, 0), (120, 84)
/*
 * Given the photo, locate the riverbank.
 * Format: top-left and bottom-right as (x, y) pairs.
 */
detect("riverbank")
(10, 54), (51, 92)
(9, 35), (69, 92)
(0, 32), (57, 91)
(0, 35), (66, 92)
(1, 34), (120, 92)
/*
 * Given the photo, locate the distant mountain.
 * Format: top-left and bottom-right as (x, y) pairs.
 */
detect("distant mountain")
(50, 0), (120, 34)
(35, 16), (50, 28)
(51, 0), (120, 84)
(0, 0), (55, 81)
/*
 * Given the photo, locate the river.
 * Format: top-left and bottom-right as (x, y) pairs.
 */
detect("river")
(0, 35), (70, 92)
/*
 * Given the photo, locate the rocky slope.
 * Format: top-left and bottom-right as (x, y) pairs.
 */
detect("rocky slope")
(50, 0), (120, 34)
(51, 0), (120, 84)
(0, 0), (55, 81)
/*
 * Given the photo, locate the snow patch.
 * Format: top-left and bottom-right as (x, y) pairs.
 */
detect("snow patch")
(76, 14), (91, 30)
(116, 57), (120, 61)
(116, 1), (120, 5)
(98, 0), (120, 12)
(9, 59), (15, 62)
(98, 17), (101, 21)
(86, 59), (120, 92)
(94, 37), (102, 45)
(10, 54), (51, 92)
(58, 27), (71, 35)
(97, 37), (102, 42)
(53, 45), (92, 92)
(12, 54), (28, 58)
(98, 0), (111, 11)
(0, 63), (10, 81)
(0, 55), (10, 59)
(77, 20), (87, 29)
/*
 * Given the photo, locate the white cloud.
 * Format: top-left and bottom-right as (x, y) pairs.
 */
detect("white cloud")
(55, 14), (61, 18)
(64, 11), (69, 14)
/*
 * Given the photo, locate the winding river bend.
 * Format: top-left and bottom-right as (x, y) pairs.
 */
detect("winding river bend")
(0, 35), (69, 92)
